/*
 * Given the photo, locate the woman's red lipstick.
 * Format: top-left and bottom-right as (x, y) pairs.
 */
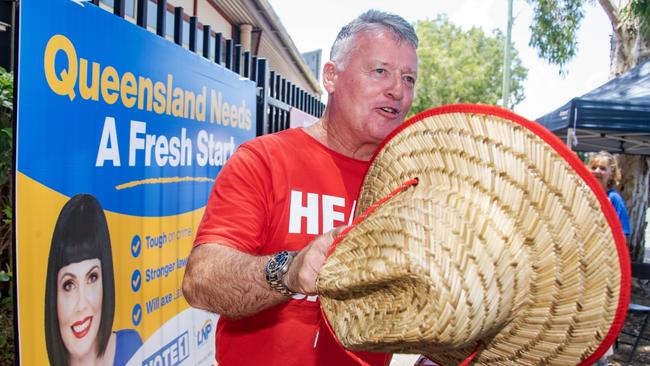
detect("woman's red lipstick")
(71, 316), (92, 339)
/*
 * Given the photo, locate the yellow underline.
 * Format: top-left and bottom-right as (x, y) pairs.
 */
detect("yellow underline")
(115, 176), (215, 190)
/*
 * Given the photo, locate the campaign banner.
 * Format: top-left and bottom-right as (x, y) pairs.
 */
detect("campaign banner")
(15, 0), (256, 364)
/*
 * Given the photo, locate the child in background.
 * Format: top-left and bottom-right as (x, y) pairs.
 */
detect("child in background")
(588, 151), (630, 366)
(588, 151), (631, 239)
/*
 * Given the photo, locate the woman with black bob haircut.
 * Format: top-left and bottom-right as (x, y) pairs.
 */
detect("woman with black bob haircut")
(44, 194), (141, 366)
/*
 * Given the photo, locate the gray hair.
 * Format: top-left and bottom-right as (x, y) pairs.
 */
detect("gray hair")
(330, 10), (418, 68)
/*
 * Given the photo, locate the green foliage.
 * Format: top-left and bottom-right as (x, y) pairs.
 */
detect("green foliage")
(629, 0), (650, 39)
(0, 264), (12, 364)
(528, 0), (586, 72)
(0, 70), (11, 115)
(0, 292), (13, 365)
(410, 15), (527, 116)
(0, 67), (12, 366)
(0, 68), (11, 260)
(528, 0), (650, 70)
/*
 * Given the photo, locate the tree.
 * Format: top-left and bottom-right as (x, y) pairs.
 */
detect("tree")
(410, 15), (527, 116)
(528, 0), (650, 261)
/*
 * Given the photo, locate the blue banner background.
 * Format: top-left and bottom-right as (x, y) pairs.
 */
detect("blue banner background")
(17, 0), (257, 217)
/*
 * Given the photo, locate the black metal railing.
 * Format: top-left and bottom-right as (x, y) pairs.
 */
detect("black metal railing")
(92, 0), (325, 137)
(263, 70), (324, 134)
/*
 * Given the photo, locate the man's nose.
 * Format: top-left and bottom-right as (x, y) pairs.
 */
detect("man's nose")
(386, 75), (404, 101)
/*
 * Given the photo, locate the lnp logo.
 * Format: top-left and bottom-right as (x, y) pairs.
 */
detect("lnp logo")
(197, 319), (213, 347)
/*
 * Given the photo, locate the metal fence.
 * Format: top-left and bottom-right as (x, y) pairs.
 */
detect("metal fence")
(90, 0), (325, 137)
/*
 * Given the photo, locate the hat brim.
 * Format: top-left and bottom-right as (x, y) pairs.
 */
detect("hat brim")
(318, 104), (631, 366)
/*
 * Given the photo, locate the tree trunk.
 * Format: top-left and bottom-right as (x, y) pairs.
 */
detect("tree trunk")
(606, 3), (650, 261)
(606, 0), (650, 76)
(611, 18), (640, 76)
(619, 155), (650, 261)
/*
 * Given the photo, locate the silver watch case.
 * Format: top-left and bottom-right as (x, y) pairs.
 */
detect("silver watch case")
(264, 251), (297, 296)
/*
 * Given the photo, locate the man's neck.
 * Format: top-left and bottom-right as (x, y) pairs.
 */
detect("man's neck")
(303, 116), (377, 161)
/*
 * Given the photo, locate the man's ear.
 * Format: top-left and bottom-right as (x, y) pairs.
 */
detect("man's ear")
(323, 61), (337, 94)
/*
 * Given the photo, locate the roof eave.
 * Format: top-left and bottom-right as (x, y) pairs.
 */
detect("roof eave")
(242, 0), (323, 95)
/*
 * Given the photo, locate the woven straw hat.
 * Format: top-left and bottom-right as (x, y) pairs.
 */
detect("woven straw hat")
(317, 105), (631, 366)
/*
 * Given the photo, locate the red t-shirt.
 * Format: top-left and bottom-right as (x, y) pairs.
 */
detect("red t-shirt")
(194, 128), (391, 366)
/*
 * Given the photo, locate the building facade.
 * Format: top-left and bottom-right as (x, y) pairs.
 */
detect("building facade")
(1, 0), (322, 98)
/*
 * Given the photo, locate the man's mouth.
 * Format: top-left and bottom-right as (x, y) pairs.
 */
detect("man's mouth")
(379, 106), (399, 115)
(71, 316), (92, 339)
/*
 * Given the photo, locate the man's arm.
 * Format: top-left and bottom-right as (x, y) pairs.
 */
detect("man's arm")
(182, 226), (345, 319)
(182, 244), (283, 319)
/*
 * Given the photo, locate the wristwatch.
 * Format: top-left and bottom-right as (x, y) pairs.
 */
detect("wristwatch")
(264, 251), (298, 296)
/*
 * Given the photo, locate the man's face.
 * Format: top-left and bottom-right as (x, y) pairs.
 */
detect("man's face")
(327, 30), (418, 146)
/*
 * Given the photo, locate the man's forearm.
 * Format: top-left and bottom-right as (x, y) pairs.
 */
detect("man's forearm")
(182, 244), (288, 319)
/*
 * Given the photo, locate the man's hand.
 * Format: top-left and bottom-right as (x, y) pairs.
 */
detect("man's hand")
(284, 226), (347, 295)
(182, 226), (347, 318)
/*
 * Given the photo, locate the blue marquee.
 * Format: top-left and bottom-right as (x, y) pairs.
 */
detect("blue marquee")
(537, 59), (650, 155)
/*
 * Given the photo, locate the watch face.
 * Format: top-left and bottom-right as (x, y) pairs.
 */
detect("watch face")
(266, 251), (289, 274)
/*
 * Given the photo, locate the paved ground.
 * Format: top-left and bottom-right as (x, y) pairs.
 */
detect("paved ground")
(608, 280), (650, 365)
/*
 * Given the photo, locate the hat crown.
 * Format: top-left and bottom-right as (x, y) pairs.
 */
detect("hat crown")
(319, 184), (534, 352)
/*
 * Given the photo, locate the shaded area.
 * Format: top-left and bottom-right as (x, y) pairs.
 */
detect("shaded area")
(611, 283), (650, 365)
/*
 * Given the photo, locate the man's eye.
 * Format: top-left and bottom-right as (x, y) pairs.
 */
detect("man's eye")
(404, 75), (416, 84)
(375, 68), (386, 74)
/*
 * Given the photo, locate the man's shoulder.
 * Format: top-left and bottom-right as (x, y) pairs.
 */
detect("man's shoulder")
(240, 128), (307, 155)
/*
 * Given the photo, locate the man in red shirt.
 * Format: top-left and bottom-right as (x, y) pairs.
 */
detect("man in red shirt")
(182, 9), (418, 365)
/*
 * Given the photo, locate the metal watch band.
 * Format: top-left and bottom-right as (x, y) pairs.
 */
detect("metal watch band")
(264, 250), (298, 296)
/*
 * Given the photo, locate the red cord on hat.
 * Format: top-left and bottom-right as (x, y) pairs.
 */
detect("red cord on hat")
(324, 178), (419, 259)
(457, 341), (483, 366)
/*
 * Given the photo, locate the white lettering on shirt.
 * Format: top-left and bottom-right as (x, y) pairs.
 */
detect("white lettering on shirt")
(291, 293), (319, 302)
(322, 195), (345, 232)
(289, 191), (319, 234)
(287, 191), (357, 304)
(288, 191), (351, 234)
